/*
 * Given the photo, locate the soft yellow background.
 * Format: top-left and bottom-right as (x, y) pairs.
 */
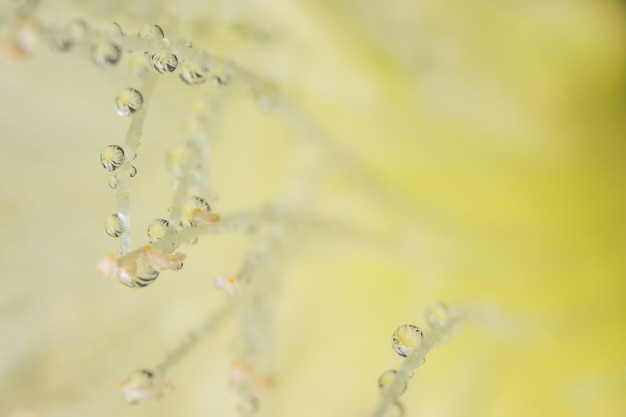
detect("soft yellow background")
(1, 1), (625, 416)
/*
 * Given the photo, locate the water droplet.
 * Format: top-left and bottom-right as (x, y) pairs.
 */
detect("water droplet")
(378, 370), (407, 397)
(236, 395), (258, 416)
(68, 19), (89, 39)
(152, 50), (178, 74)
(100, 145), (126, 172)
(424, 302), (450, 328)
(49, 35), (72, 52)
(213, 74), (230, 86)
(90, 41), (121, 68)
(192, 195), (212, 211)
(108, 176), (118, 189)
(129, 54), (151, 79)
(383, 400), (405, 417)
(129, 165), (137, 177)
(100, 21), (123, 36)
(138, 23), (164, 40)
(114, 88), (144, 117)
(120, 368), (170, 402)
(391, 324), (423, 358)
(180, 195), (213, 228)
(105, 213), (126, 238)
(179, 61), (209, 86)
(147, 219), (171, 242)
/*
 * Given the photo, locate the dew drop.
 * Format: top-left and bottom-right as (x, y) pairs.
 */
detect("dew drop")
(147, 219), (171, 242)
(152, 50), (178, 74)
(108, 175), (118, 189)
(129, 54), (151, 79)
(192, 195), (212, 211)
(138, 23), (164, 40)
(120, 368), (168, 402)
(391, 324), (423, 358)
(105, 213), (126, 238)
(236, 395), (258, 416)
(179, 61), (210, 86)
(90, 41), (121, 68)
(114, 88), (143, 117)
(378, 370), (407, 397)
(129, 165), (137, 177)
(100, 21), (123, 37)
(424, 302), (450, 328)
(68, 19), (89, 39)
(213, 74), (230, 86)
(100, 145), (126, 172)
(383, 400), (405, 417)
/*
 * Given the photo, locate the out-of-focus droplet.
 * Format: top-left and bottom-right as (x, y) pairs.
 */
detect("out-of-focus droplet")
(152, 50), (178, 74)
(129, 54), (151, 79)
(100, 21), (123, 36)
(236, 395), (258, 416)
(91, 41), (121, 68)
(383, 400), (405, 417)
(100, 145), (126, 172)
(105, 213), (126, 238)
(129, 165), (137, 177)
(179, 61), (210, 86)
(391, 324), (423, 358)
(378, 370), (407, 397)
(115, 88), (144, 116)
(138, 23), (164, 40)
(120, 369), (170, 403)
(424, 302), (450, 328)
(108, 176), (118, 189)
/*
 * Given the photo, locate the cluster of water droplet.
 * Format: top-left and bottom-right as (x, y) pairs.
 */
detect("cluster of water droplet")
(372, 303), (454, 417)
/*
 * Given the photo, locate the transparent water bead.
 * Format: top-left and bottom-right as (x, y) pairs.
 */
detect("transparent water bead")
(424, 302), (450, 328)
(105, 213), (126, 238)
(119, 255), (160, 288)
(138, 23), (164, 40)
(236, 395), (258, 416)
(115, 88), (144, 116)
(383, 400), (405, 417)
(391, 324), (424, 358)
(100, 21), (123, 37)
(129, 165), (137, 177)
(90, 41), (121, 68)
(152, 50), (178, 74)
(179, 61), (210, 86)
(120, 369), (170, 403)
(100, 145), (126, 172)
(129, 54), (151, 79)
(108, 176), (118, 189)
(378, 370), (407, 397)
(147, 219), (171, 242)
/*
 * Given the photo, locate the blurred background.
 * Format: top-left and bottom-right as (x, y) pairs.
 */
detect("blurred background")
(0, 0), (625, 416)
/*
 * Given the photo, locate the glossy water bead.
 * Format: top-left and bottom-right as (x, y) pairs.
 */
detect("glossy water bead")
(378, 370), (407, 397)
(179, 61), (210, 86)
(391, 324), (424, 358)
(105, 213), (126, 238)
(120, 369), (170, 403)
(138, 23), (164, 40)
(424, 302), (450, 328)
(147, 218), (171, 242)
(383, 400), (405, 417)
(90, 41), (121, 68)
(100, 145), (126, 172)
(152, 50), (178, 74)
(115, 88), (144, 116)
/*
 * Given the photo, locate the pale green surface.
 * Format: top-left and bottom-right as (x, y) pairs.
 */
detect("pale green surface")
(1, 1), (625, 416)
